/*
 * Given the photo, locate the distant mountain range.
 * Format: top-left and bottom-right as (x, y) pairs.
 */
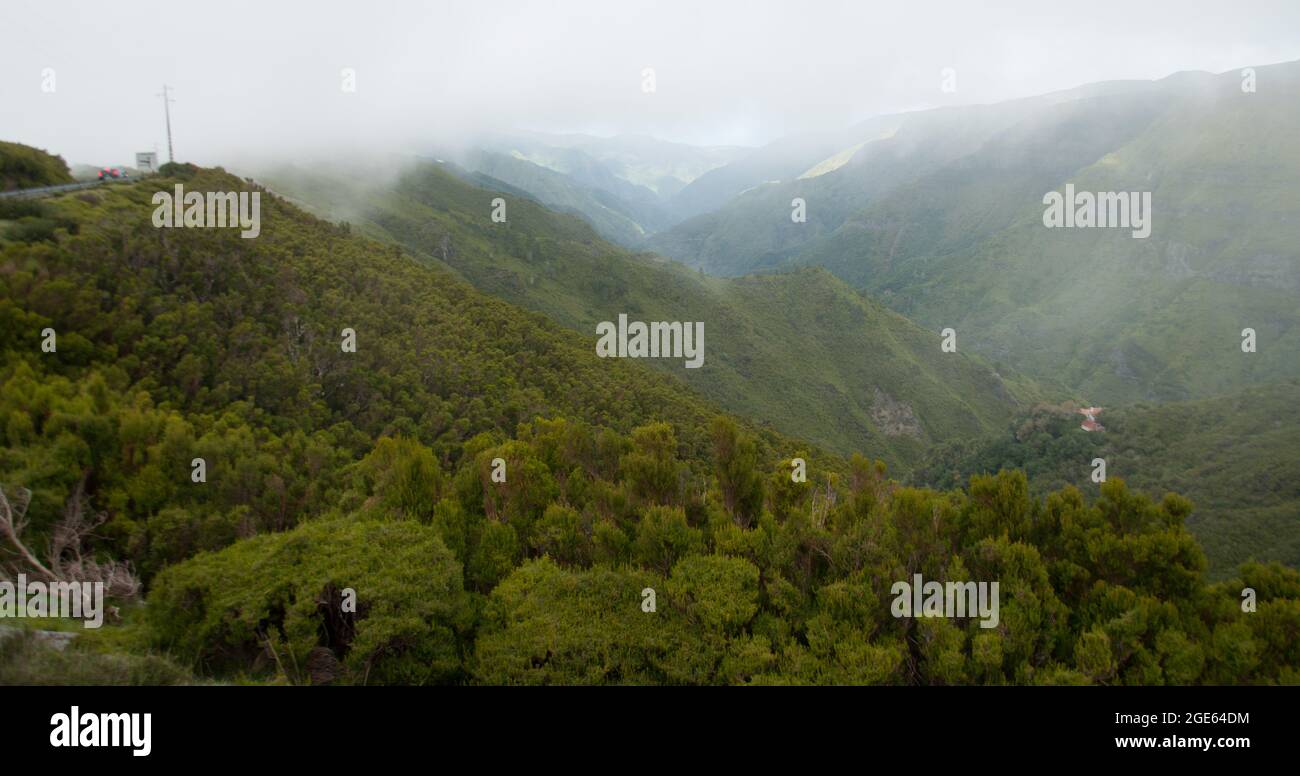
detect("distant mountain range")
(643, 61), (1300, 405)
(431, 132), (750, 245)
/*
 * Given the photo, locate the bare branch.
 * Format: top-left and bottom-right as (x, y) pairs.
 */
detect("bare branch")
(0, 480), (140, 602)
(0, 483), (57, 582)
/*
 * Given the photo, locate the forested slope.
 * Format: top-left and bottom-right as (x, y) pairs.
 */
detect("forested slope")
(1, 160), (1297, 686)
(914, 383), (1300, 578)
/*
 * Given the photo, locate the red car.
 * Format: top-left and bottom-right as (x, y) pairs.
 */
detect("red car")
(97, 167), (128, 180)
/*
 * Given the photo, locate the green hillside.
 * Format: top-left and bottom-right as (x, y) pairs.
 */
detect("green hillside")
(0, 141), (74, 191)
(914, 382), (1300, 578)
(0, 164), (823, 570)
(3, 158), (1298, 686)
(263, 160), (1049, 472)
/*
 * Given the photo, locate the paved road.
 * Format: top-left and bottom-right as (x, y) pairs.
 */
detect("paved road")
(0, 180), (110, 199)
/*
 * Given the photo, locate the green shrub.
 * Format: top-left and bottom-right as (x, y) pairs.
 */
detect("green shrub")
(147, 516), (472, 684)
(3, 215), (78, 243)
(0, 141), (74, 190)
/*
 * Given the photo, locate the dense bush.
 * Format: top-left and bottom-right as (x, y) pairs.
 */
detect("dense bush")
(148, 517), (471, 684)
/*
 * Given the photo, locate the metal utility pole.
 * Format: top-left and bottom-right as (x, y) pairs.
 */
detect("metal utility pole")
(158, 85), (176, 163)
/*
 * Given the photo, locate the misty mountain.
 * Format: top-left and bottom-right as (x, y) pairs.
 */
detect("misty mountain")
(647, 79), (1157, 273)
(489, 132), (750, 200)
(261, 159), (1048, 472)
(431, 133), (750, 246)
(454, 148), (665, 244)
(647, 62), (1300, 404)
(657, 120), (901, 224)
(8, 0), (1300, 695)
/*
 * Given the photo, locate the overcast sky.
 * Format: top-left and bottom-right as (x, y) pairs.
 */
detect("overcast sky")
(3, 0), (1299, 166)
